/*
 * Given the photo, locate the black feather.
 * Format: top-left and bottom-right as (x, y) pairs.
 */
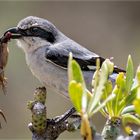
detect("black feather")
(19, 27), (56, 43)
(45, 48), (125, 73)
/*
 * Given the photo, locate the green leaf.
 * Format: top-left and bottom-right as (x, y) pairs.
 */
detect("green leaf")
(133, 85), (140, 115)
(133, 98), (140, 115)
(121, 105), (135, 115)
(68, 53), (87, 112)
(69, 80), (83, 112)
(68, 53), (85, 85)
(125, 86), (137, 105)
(87, 59), (114, 116)
(102, 80), (113, 100)
(100, 108), (108, 118)
(113, 73), (126, 116)
(136, 66), (140, 85)
(92, 58), (100, 91)
(102, 81), (114, 117)
(122, 113), (140, 127)
(68, 52), (73, 81)
(126, 55), (134, 93)
(91, 93), (116, 116)
(119, 86), (137, 111)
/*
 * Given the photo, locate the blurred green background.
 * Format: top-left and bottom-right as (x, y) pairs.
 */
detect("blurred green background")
(0, 1), (140, 139)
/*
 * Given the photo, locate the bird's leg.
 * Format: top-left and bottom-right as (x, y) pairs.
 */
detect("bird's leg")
(46, 107), (81, 133)
(48, 107), (76, 125)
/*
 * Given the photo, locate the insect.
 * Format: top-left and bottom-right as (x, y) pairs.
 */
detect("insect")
(0, 32), (11, 94)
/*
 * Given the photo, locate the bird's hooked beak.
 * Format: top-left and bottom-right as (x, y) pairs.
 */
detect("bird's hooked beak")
(4, 27), (22, 39)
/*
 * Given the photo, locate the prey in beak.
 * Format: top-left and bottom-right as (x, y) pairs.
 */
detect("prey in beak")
(0, 27), (23, 94)
(4, 27), (22, 40)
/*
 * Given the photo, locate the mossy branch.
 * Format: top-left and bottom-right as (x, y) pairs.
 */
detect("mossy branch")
(27, 87), (79, 140)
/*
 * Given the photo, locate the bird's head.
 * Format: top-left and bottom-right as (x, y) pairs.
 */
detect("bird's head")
(5, 16), (63, 53)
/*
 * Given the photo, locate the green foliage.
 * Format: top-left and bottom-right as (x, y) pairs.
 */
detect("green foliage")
(133, 66), (140, 116)
(69, 81), (83, 112)
(121, 105), (135, 115)
(122, 113), (140, 127)
(68, 54), (115, 117)
(126, 55), (134, 93)
(68, 53), (87, 113)
(68, 53), (140, 139)
(100, 55), (137, 119)
(100, 55), (140, 135)
(68, 53), (116, 140)
(133, 98), (140, 115)
(87, 59), (115, 117)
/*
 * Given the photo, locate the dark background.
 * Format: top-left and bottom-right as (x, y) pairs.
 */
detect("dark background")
(0, 1), (140, 139)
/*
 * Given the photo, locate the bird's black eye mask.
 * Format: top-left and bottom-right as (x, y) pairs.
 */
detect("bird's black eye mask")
(4, 27), (56, 43)
(20, 27), (55, 43)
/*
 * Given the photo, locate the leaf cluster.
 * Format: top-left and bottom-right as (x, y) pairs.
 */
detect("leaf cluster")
(68, 53), (140, 138)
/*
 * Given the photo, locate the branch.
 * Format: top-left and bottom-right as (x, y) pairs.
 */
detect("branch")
(27, 87), (79, 140)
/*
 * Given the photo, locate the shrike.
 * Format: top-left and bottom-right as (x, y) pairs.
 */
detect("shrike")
(5, 16), (124, 99)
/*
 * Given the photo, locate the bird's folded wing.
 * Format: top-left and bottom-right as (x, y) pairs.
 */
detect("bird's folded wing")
(45, 41), (125, 73)
(45, 45), (105, 71)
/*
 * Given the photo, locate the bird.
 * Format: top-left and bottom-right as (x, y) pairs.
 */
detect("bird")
(4, 16), (125, 99)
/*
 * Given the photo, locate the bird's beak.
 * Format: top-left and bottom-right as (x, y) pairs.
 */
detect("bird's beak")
(4, 27), (22, 39)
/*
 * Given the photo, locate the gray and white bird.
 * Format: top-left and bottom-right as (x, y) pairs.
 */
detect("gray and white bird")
(5, 16), (124, 99)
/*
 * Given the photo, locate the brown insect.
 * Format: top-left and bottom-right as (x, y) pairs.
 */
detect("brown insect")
(0, 32), (11, 128)
(0, 32), (11, 94)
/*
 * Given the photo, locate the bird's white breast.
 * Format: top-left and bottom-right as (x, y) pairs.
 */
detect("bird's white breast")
(17, 39), (94, 99)
(25, 47), (69, 98)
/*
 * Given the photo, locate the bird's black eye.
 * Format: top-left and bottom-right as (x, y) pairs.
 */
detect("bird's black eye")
(27, 27), (56, 43)
(30, 27), (39, 33)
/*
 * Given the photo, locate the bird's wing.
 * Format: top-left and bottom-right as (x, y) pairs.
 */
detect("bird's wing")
(45, 48), (104, 71)
(45, 39), (125, 73)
